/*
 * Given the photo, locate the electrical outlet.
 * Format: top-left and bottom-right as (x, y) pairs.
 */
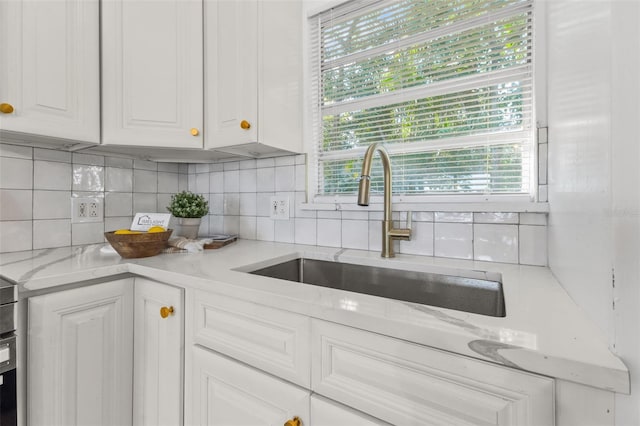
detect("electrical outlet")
(269, 196), (290, 220)
(71, 197), (103, 223)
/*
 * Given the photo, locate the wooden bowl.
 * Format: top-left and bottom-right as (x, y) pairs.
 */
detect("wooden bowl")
(104, 230), (173, 259)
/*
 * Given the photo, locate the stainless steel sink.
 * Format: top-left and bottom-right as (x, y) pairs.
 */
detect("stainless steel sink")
(249, 258), (505, 317)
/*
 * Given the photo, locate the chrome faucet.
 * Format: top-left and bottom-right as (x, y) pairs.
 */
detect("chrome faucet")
(357, 143), (411, 258)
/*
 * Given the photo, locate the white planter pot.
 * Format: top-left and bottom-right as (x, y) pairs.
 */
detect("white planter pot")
(177, 217), (201, 239)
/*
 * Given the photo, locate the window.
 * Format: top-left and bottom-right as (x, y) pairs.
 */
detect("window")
(309, 0), (535, 199)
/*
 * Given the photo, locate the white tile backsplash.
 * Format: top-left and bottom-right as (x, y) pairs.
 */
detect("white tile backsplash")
(435, 223), (473, 259)
(474, 224), (519, 264)
(1, 144), (549, 264)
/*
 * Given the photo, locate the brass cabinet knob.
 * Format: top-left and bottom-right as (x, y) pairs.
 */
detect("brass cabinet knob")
(240, 120), (251, 130)
(160, 306), (174, 318)
(0, 103), (14, 114)
(190, 128), (200, 136)
(284, 416), (301, 426)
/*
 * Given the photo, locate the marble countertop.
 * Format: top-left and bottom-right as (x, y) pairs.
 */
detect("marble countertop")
(0, 240), (629, 394)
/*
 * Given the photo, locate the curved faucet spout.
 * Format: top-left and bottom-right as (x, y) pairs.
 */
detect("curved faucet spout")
(356, 143), (410, 257)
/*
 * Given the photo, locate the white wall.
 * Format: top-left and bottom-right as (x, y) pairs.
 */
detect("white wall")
(546, 1), (640, 424)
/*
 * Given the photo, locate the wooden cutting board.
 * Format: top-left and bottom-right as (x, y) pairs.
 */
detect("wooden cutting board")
(203, 235), (237, 249)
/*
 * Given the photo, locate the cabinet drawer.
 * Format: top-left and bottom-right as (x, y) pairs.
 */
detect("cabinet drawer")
(312, 320), (554, 426)
(191, 290), (310, 387)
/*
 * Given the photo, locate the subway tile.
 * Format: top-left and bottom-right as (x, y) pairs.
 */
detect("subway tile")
(133, 169), (157, 193)
(73, 153), (104, 166)
(294, 218), (316, 245)
(520, 213), (547, 226)
(434, 223), (473, 259)
(34, 161), (70, 190)
(239, 216), (257, 239)
(195, 172), (210, 194)
(434, 212), (473, 223)
(210, 171), (224, 193)
(275, 165), (295, 191)
(256, 217), (275, 241)
(158, 163), (179, 173)
(33, 220), (70, 249)
(274, 220), (295, 243)
(400, 221), (434, 256)
(72, 165), (104, 192)
(223, 193), (240, 215)
(411, 212), (434, 222)
(256, 158), (275, 168)
(0, 221), (32, 252)
(317, 219), (341, 247)
(239, 193), (257, 216)
(295, 164), (306, 191)
(519, 225), (548, 266)
(1, 157), (33, 189)
(105, 156), (134, 169)
(196, 163), (210, 173)
(179, 164), (189, 174)
(294, 191), (316, 218)
(239, 159), (257, 169)
(105, 167), (133, 192)
(223, 216), (239, 235)
(0, 189), (32, 220)
(473, 224), (518, 264)
(223, 162), (239, 171)
(178, 174), (188, 191)
(239, 169), (257, 193)
(105, 192), (133, 217)
(342, 211), (368, 220)
(317, 210), (341, 219)
(275, 156), (295, 166)
(368, 220), (382, 252)
(539, 185), (548, 202)
(133, 159), (157, 170)
(71, 222), (104, 245)
(208, 215), (224, 235)
(198, 216), (210, 237)
(295, 154), (306, 165)
(209, 163), (223, 172)
(538, 143), (548, 185)
(158, 172), (179, 194)
(34, 148), (71, 163)
(188, 164), (197, 174)
(341, 219), (368, 250)
(256, 192), (275, 217)
(474, 212), (519, 224)
(224, 169), (239, 193)
(133, 193), (157, 213)
(33, 190), (70, 219)
(209, 193), (224, 215)
(0, 144), (32, 159)
(256, 167), (275, 192)
(157, 194), (172, 214)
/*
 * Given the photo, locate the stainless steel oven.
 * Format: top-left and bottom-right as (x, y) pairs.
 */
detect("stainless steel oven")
(0, 278), (17, 426)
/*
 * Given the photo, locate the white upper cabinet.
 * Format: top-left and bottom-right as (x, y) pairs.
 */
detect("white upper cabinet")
(204, 0), (303, 156)
(0, 0), (100, 144)
(101, 0), (203, 149)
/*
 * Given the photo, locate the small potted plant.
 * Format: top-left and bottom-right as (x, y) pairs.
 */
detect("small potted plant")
(166, 191), (209, 239)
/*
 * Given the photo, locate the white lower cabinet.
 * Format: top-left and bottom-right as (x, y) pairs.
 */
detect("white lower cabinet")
(310, 395), (390, 426)
(189, 346), (309, 426)
(28, 278), (183, 426)
(134, 278), (184, 426)
(28, 279), (134, 426)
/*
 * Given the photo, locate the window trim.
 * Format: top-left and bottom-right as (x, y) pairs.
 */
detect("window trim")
(302, 0), (547, 208)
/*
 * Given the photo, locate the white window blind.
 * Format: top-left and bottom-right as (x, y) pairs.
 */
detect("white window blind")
(309, 0), (535, 197)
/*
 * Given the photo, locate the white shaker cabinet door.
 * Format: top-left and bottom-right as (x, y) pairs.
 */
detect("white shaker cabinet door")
(188, 345), (309, 426)
(101, 0), (203, 148)
(28, 279), (134, 426)
(133, 278), (184, 426)
(0, 0), (100, 143)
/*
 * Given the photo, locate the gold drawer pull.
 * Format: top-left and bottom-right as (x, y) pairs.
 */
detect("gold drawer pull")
(284, 416), (301, 426)
(240, 120), (251, 130)
(0, 103), (14, 114)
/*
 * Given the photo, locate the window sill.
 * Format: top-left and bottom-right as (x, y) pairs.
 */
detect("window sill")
(300, 198), (549, 213)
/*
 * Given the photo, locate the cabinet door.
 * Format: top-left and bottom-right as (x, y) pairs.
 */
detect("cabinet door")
(133, 278), (184, 426)
(0, 0), (100, 143)
(188, 346), (309, 426)
(28, 279), (134, 426)
(102, 0), (203, 148)
(205, 0), (258, 147)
